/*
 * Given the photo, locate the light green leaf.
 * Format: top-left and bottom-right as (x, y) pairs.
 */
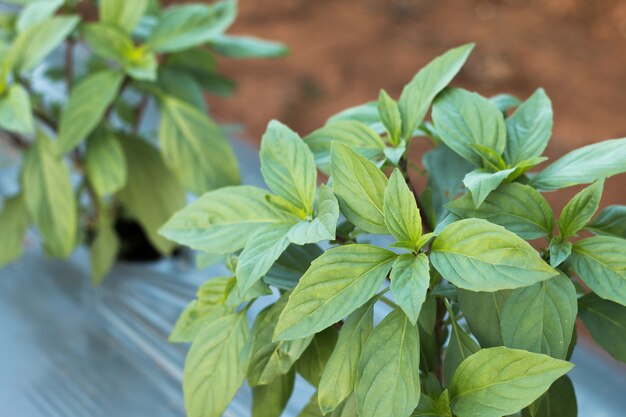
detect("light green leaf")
(490, 93), (521, 113)
(398, 43), (474, 140)
(304, 120), (385, 174)
(384, 169), (422, 249)
(578, 292), (626, 363)
(297, 327), (338, 387)
(22, 133), (76, 258)
(117, 135), (185, 255)
(275, 244), (396, 341)
(299, 393), (324, 417)
(462, 167), (515, 207)
(252, 369), (295, 417)
(288, 185), (339, 245)
(412, 392), (453, 417)
(212, 34), (288, 58)
(432, 88), (506, 166)
(431, 219), (557, 291)
(247, 295), (313, 386)
(100, 0), (148, 33)
(390, 254), (430, 325)
(82, 22), (132, 62)
(318, 298), (376, 414)
(15, 0), (63, 33)
(501, 273), (577, 359)
(356, 309), (421, 417)
(85, 130), (127, 197)
(326, 101), (381, 129)
(558, 179), (603, 238)
(147, 0), (236, 53)
(549, 238), (571, 268)
(236, 223), (293, 294)
(0, 84), (34, 134)
(159, 95), (239, 194)
(90, 215), (119, 285)
(183, 312), (249, 417)
(329, 395), (359, 417)
(159, 185), (293, 254)
(522, 376), (577, 417)
(124, 48), (157, 81)
(331, 143), (388, 234)
(0, 195), (30, 267)
(377, 89), (402, 144)
(571, 236), (626, 306)
(443, 302), (480, 386)
(450, 347), (574, 417)
(261, 120), (317, 215)
(446, 183), (554, 240)
(504, 88), (553, 165)
(58, 69), (124, 153)
(531, 138), (626, 190)
(586, 205), (626, 239)
(457, 289), (510, 348)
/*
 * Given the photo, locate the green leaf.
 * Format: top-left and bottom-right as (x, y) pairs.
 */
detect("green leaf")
(0, 84), (34, 134)
(22, 133), (76, 258)
(261, 120), (317, 215)
(15, 0), (63, 33)
(159, 185), (293, 254)
(123, 48), (157, 81)
(431, 219), (557, 291)
(85, 130), (127, 197)
(117, 135), (185, 255)
(578, 292), (626, 363)
(522, 376), (577, 417)
(288, 185), (339, 245)
(265, 243), (323, 290)
(356, 309), (421, 417)
(329, 395), (359, 417)
(571, 236), (626, 306)
(586, 205), (626, 239)
(457, 289), (510, 348)
(450, 347), (574, 417)
(557, 179), (603, 238)
(462, 168), (515, 207)
(297, 327), (338, 387)
(318, 298), (376, 414)
(100, 0), (148, 33)
(275, 244), (396, 341)
(490, 93), (521, 113)
(548, 238), (570, 268)
(158, 67), (207, 111)
(304, 120), (385, 174)
(326, 101), (381, 129)
(501, 273), (577, 359)
(252, 369), (295, 417)
(90, 215), (119, 285)
(58, 69), (124, 153)
(504, 88), (553, 165)
(159, 95), (239, 194)
(82, 22), (132, 62)
(0, 195), (30, 267)
(398, 43), (474, 140)
(377, 89), (402, 144)
(247, 295), (313, 386)
(183, 312), (249, 417)
(390, 254), (430, 325)
(331, 143), (388, 234)
(432, 88), (506, 166)
(299, 393), (324, 417)
(412, 392), (452, 417)
(147, 0), (237, 53)
(531, 137), (626, 190)
(384, 169), (422, 249)
(236, 223), (293, 294)
(212, 34), (288, 58)
(443, 302), (480, 385)
(446, 183), (554, 240)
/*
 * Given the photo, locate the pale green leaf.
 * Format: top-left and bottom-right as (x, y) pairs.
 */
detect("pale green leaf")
(558, 179), (603, 238)
(450, 347), (574, 417)
(384, 169), (422, 249)
(82, 22), (132, 62)
(90, 215), (119, 285)
(0, 195), (30, 267)
(390, 254), (430, 325)
(0, 84), (34, 135)
(297, 327), (338, 387)
(100, 0), (148, 33)
(15, 0), (63, 33)
(549, 238), (571, 268)
(443, 301), (480, 385)
(326, 102), (382, 130)
(356, 309), (421, 417)
(275, 244), (396, 341)
(331, 143), (388, 234)
(288, 185), (339, 245)
(571, 236), (626, 306)
(578, 292), (626, 363)
(212, 34), (288, 58)
(531, 138), (626, 190)
(457, 289), (510, 348)
(462, 167), (515, 207)
(522, 376), (577, 417)
(377, 89), (402, 144)
(586, 205), (626, 239)
(329, 395), (358, 417)
(398, 43), (474, 140)
(85, 130), (127, 197)
(431, 219), (557, 291)
(252, 369), (295, 417)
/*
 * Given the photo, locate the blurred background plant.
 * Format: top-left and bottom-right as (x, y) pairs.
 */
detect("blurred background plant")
(0, 0), (287, 283)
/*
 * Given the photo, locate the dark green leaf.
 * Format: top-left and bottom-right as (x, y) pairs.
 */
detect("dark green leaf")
(458, 289), (510, 348)
(578, 292), (626, 363)
(297, 327), (338, 387)
(443, 301), (480, 385)
(586, 205), (626, 239)
(212, 34), (288, 58)
(522, 376), (577, 417)
(252, 369), (295, 417)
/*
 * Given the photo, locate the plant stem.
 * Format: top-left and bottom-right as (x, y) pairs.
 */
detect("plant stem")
(64, 38), (74, 93)
(133, 95), (149, 134)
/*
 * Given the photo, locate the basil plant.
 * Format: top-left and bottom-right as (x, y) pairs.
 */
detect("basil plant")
(0, 0), (286, 282)
(161, 43), (626, 417)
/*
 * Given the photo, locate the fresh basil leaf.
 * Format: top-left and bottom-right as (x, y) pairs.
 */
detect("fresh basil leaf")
(522, 376), (577, 417)
(504, 88), (553, 165)
(15, 0), (63, 33)
(331, 142), (388, 234)
(99, 0), (148, 33)
(329, 395), (359, 417)
(0, 83), (34, 135)
(384, 169), (422, 249)
(264, 243), (323, 290)
(549, 237), (572, 268)
(82, 22), (133, 62)
(462, 167), (515, 207)
(158, 67), (208, 111)
(288, 185), (339, 245)
(275, 244), (396, 341)
(0, 194), (30, 267)
(298, 393), (324, 417)
(377, 89), (402, 144)
(212, 34), (288, 58)
(571, 236), (626, 306)
(390, 254), (430, 325)
(90, 215), (119, 285)
(432, 88), (506, 166)
(85, 130), (127, 197)
(443, 301), (480, 385)
(490, 93), (521, 113)
(450, 347), (574, 417)
(297, 327), (338, 387)
(252, 369), (295, 417)
(356, 309), (421, 417)
(431, 219), (557, 291)
(531, 137), (626, 190)
(578, 292), (626, 363)
(557, 179), (603, 238)
(326, 101), (381, 129)
(457, 289), (510, 348)
(398, 43), (474, 140)
(586, 205), (626, 239)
